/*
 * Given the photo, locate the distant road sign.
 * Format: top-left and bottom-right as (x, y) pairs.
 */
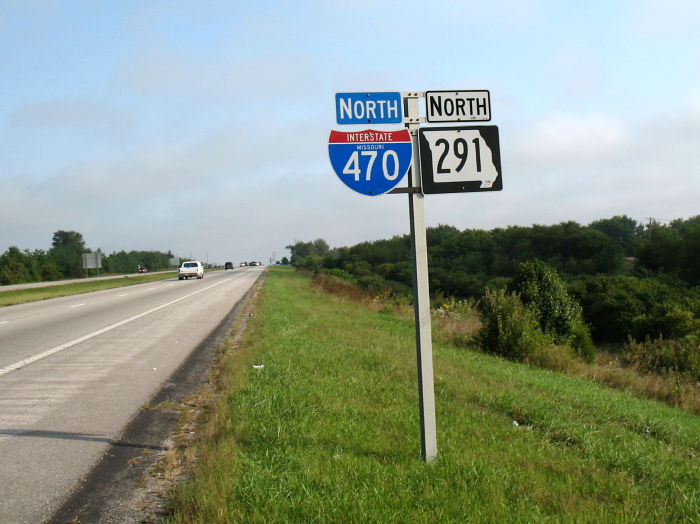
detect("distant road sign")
(82, 252), (102, 269)
(335, 92), (403, 125)
(328, 129), (412, 196)
(418, 125), (502, 194)
(425, 90), (491, 122)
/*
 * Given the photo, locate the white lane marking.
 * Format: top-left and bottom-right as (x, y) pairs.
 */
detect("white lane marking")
(0, 278), (230, 377)
(118, 294), (128, 297)
(70, 303), (86, 308)
(0, 321), (9, 325)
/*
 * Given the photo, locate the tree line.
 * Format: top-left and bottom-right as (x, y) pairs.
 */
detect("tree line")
(0, 230), (176, 285)
(287, 215), (700, 349)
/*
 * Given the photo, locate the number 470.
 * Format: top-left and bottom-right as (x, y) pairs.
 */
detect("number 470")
(342, 150), (401, 181)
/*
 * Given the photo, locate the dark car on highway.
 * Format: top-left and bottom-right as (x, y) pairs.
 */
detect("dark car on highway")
(224, 262), (234, 270)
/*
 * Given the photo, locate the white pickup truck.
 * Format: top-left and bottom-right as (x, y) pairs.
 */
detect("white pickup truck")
(178, 260), (204, 280)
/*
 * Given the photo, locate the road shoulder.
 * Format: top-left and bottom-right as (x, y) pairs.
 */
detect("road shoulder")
(48, 272), (264, 524)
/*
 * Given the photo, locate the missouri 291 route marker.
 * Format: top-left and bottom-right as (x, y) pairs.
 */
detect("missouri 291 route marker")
(418, 125), (502, 194)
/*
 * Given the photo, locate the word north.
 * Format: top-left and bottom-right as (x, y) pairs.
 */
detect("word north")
(426, 90), (491, 122)
(335, 92), (403, 124)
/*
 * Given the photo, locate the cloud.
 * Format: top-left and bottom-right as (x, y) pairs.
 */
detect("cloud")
(689, 89), (700, 117)
(514, 114), (628, 165)
(497, 105), (700, 229)
(3, 97), (699, 260)
(549, 45), (603, 96)
(9, 98), (131, 137)
(2, 1), (699, 262)
(119, 45), (325, 111)
(629, 0), (700, 38)
(0, 112), (337, 260)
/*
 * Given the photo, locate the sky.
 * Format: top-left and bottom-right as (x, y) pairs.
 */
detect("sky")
(1, 0), (699, 265)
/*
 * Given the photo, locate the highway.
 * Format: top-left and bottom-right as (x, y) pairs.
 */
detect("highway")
(0, 267), (263, 523)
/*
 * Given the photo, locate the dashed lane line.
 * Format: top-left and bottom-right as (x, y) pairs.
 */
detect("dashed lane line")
(0, 278), (230, 378)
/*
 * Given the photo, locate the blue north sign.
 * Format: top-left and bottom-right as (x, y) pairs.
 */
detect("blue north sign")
(328, 129), (412, 196)
(335, 92), (403, 125)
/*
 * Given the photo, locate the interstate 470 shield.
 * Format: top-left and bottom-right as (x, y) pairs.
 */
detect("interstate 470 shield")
(328, 129), (412, 196)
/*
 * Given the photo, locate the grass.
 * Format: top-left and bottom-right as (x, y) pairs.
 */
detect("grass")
(166, 267), (700, 523)
(427, 296), (700, 415)
(316, 273), (700, 413)
(0, 272), (177, 306)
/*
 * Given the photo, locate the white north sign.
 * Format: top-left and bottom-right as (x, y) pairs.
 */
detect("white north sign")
(425, 90), (491, 122)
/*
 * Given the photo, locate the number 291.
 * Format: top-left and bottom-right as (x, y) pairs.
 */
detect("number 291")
(436, 137), (482, 174)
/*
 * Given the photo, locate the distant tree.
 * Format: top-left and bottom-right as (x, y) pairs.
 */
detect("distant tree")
(427, 224), (461, 263)
(51, 230), (86, 250)
(492, 222), (623, 276)
(286, 239), (330, 267)
(636, 223), (683, 276)
(312, 239), (330, 256)
(0, 234), (177, 283)
(666, 216), (700, 286)
(103, 250), (173, 274)
(0, 246), (35, 284)
(680, 221), (700, 285)
(589, 215), (643, 257)
(670, 215), (700, 234)
(49, 230), (87, 278)
(37, 255), (62, 281)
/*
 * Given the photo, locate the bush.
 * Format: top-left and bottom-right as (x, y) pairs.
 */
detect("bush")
(623, 336), (700, 380)
(512, 260), (584, 340)
(573, 275), (696, 342)
(569, 324), (596, 363)
(476, 288), (550, 361)
(300, 255), (324, 274)
(511, 260), (595, 361)
(312, 273), (370, 302)
(355, 273), (411, 299)
(631, 305), (699, 341)
(324, 268), (356, 283)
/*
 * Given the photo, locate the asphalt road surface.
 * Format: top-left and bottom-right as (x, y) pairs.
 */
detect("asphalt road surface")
(0, 267), (263, 523)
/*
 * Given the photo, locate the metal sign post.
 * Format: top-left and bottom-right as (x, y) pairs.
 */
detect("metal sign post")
(404, 92), (438, 463)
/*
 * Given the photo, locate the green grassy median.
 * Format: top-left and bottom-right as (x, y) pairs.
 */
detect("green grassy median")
(0, 272), (177, 306)
(167, 267), (700, 523)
